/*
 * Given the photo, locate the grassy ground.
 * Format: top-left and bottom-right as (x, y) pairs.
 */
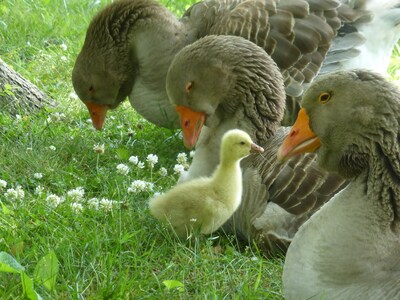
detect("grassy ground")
(0, 1), (398, 299)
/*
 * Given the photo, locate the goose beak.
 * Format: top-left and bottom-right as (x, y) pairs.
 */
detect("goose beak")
(84, 102), (109, 130)
(250, 143), (264, 154)
(176, 105), (206, 149)
(277, 108), (321, 160)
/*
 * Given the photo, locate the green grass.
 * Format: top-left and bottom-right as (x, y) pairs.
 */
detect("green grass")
(0, 0), (399, 299)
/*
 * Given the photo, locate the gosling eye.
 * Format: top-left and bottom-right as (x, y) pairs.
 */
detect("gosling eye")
(240, 141), (246, 145)
(318, 92), (331, 104)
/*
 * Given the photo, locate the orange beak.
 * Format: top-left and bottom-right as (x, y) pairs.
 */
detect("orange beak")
(84, 102), (109, 130)
(175, 105), (206, 149)
(277, 108), (321, 160)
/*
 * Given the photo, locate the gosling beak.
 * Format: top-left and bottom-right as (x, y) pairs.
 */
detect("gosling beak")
(250, 143), (264, 154)
(176, 105), (206, 149)
(277, 108), (321, 160)
(84, 102), (109, 130)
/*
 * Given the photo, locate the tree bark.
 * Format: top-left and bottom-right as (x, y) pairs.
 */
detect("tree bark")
(0, 58), (55, 114)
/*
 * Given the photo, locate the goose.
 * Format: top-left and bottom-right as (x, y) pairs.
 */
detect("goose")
(278, 70), (400, 299)
(149, 129), (264, 238)
(166, 35), (346, 255)
(72, 0), (400, 130)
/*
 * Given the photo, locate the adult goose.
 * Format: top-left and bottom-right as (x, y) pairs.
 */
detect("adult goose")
(72, 0), (400, 130)
(166, 35), (346, 255)
(278, 70), (400, 299)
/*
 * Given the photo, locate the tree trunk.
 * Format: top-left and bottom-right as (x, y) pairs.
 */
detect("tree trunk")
(0, 58), (56, 114)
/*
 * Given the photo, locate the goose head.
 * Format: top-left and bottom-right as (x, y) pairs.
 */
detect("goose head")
(221, 129), (264, 162)
(166, 35), (286, 149)
(278, 69), (400, 178)
(72, 1), (137, 130)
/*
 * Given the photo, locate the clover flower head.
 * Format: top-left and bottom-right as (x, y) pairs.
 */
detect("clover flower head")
(0, 179), (7, 189)
(99, 198), (116, 212)
(173, 164), (185, 175)
(159, 167), (168, 177)
(33, 173), (43, 179)
(60, 43), (67, 51)
(46, 194), (65, 208)
(116, 163), (130, 175)
(47, 112), (66, 124)
(93, 143), (105, 154)
(146, 154), (158, 168)
(67, 187), (85, 201)
(127, 180), (154, 194)
(71, 202), (83, 213)
(129, 156), (139, 165)
(176, 153), (188, 165)
(88, 198), (100, 210)
(69, 92), (78, 100)
(4, 186), (25, 201)
(35, 185), (44, 196)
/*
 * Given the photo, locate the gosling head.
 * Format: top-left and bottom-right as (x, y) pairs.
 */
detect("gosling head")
(221, 129), (264, 161)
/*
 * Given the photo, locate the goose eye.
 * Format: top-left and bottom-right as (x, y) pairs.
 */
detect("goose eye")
(240, 141), (246, 145)
(185, 82), (193, 93)
(318, 92), (331, 104)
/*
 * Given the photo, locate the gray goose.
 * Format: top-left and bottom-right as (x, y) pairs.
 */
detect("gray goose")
(166, 35), (346, 255)
(278, 70), (400, 299)
(71, 0), (400, 130)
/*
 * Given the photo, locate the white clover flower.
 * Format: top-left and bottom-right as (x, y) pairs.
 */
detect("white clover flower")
(159, 167), (168, 177)
(35, 185), (44, 196)
(69, 91), (78, 100)
(46, 194), (65, 208)
(189, 150), (195, 158)
(99, 198), (115, 212)
(60, 43), (67, 51)
(127, 180), (154, 193)
(128, 156), (139, 165)
(127, 128), (135, 136)
(146, 154), (158, 168)
(49, 145), (56, 151)
(67, 187), (85, 201)
(0, 179), (7, 189)
(176, 153), (188, 165)
(137, 162), (145, 169)
(93, 143), (105, 154)
(33, 173), (43, 179)
(60, 55), (67, 62)
(116, 163), (130, 175)
(53, 112), (66, 122)
(86, 118), (92, 124)
(71, 202), (83, 213)
(47, 112), (66, 124)
(4, 186), (25, 201)
(87, 198), (100, 210)
(173, 164), (185, 175)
